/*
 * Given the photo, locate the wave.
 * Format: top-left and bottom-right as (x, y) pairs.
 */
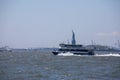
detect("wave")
(58, 52), (120, 57)
(58, 52), (74, 56)
(95, 53), (120, 57)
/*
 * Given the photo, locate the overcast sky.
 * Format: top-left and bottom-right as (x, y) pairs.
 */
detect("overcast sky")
(0, 0), (120, 48)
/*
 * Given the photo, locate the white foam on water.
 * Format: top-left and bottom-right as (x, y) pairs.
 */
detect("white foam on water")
(95, 53), (120, 57)
(58, 52), (74, 56)
(58, 52), (89, 56)
(58, 52), (120, 57)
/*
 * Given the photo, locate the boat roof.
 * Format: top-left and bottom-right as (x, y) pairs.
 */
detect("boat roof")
(59, 44), (83, 47)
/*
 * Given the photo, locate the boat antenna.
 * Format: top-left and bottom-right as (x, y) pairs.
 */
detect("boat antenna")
(118, 40), (120, 49)
(91, 40), (96, 50)
(91, 40), (94, 45)
(67, 39), (70, 44)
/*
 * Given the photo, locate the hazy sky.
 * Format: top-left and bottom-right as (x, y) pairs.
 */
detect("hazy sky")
(0, 0), (120, 48)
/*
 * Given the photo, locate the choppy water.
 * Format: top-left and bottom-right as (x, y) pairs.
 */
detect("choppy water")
(0, 51), (120, 80)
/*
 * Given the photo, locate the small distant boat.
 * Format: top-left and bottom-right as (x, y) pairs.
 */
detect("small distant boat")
(52, 31), (94, 55)
(0, 46), (12, 52)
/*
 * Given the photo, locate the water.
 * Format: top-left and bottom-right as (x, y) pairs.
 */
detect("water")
(0, 51), (120, 80)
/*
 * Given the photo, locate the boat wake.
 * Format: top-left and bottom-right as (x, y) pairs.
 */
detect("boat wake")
(58, 52), (74, 56)
(95, 53), (120, 57)
(58, 52), (120, 57)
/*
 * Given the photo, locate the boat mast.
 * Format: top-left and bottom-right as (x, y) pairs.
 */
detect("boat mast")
(71, 31), (76, 45)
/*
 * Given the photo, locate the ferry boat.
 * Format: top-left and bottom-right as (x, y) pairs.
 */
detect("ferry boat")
(52, 31), (94, 55)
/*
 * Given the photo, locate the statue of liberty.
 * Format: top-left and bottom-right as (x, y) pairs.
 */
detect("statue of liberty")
(71, 31), (76, 45)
